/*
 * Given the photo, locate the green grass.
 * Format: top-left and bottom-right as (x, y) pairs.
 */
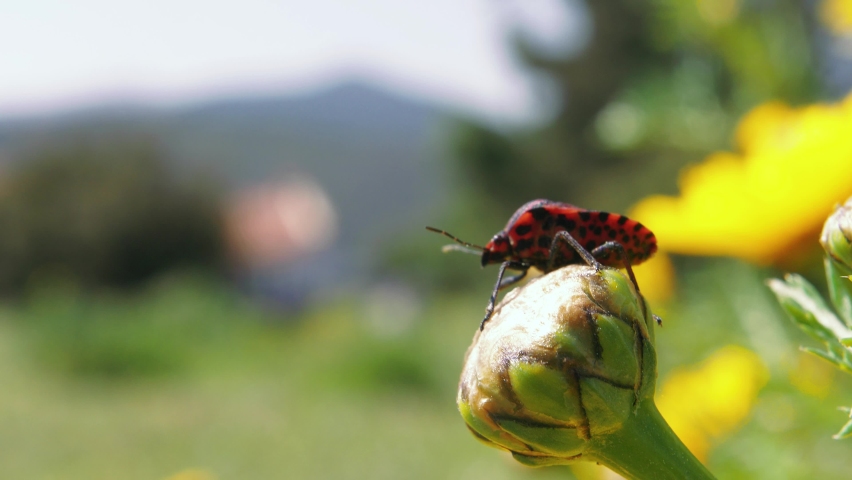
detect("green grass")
(0, 275), (574, 480)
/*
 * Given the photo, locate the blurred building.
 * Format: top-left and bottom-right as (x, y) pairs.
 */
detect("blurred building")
(224, 176), (340, 309)
(225, 176), (337, 267)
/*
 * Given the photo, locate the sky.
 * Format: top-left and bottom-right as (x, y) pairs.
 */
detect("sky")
(0, 0), (585, 121)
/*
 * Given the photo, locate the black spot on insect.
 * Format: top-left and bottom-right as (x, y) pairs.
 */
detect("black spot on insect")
(593, 226), (602, 236)
(556, 215), (576, 230)
(645, 233), (653, 240)
(578, 226), (587, 239)
(608, 230), (617, 239)
(617, 215), (628, 225)
(552, 249), (575, 268)
(633, 223), (643, 232)
(622, 234), (630, 243)
(542, 216), (554, 230)
(515, 238), (534, 252)
(585, 240), (596, 251)
(538, 236), (552, 248)
(530, 208), (548, 221)
(632, 235), (639, 244)
(598, 212), (609, 222)
(514, 224), (532, 236)
(579, 211), (591, 221)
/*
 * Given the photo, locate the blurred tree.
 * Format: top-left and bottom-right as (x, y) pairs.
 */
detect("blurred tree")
(452, 0), (818, 215)
(0, 138), (225, 295)
(385, 0), (822, 293)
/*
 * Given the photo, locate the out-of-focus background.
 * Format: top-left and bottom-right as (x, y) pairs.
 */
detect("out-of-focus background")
(2, 1), (852, 478)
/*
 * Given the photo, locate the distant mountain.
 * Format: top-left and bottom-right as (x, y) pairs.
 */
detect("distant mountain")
(0, 81), (455, 298)
(181, 82), (439, 134)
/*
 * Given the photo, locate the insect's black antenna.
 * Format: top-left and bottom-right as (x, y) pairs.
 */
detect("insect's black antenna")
(425, 226), (485, 251)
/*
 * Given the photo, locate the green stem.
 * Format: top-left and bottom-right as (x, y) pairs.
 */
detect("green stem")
(586, 401), (716, 480)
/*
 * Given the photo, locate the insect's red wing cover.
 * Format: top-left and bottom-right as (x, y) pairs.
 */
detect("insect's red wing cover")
(504, 200), (656, 270)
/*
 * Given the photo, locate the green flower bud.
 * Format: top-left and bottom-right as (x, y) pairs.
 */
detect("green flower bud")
(458, 265), (714, 479)
(822, 198), (852, 271)
(821, 197), (852, 328)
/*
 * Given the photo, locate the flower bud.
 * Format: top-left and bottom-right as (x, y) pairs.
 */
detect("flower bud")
(821, 197), (852, 273)
(820, 197), (852, 328)
(458, 264), (656, 466)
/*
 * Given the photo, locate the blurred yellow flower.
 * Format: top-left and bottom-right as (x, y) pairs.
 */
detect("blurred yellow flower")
(631, 252), (676, 303)
(163, 469), (217, 480)
(631, 93), (852, 266)
(789, 351), (837, 399)
(821, 0), (852, 35)
(656, 345), (769, 461)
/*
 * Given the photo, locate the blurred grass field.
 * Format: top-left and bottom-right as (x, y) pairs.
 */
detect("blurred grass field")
(0, 273), (574, 480)
(0, 263), (849, 480)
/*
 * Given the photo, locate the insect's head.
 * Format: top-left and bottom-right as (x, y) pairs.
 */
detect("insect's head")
(481, 232), (512, 267)
(425, 226), (514, 267)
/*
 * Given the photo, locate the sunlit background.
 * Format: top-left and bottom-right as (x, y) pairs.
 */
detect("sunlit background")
(1, 0), (852, 479)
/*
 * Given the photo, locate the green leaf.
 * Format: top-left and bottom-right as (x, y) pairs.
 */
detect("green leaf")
(825, 259), (852, 329)
(832, 407), (852, 440)
(594, 313), (640, 386)
(800, 346), (841, 368)
(767, 275), (850, 344)
(458, 400), (531, 452)
(508, 362), (580, 422)
(579, 377), (634, 436)
(494, 417), (586, 456)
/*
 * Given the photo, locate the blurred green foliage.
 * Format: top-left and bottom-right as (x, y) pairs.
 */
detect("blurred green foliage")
(0, 138), (225, 295)
(20, 273), (250, 378)
(450, 0), (818, 221)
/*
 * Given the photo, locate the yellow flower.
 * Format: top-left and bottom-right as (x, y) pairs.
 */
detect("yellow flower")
(632, 252), (676, 303)
(789, 351), (837, 399)
(821, 0), (852, 35)
(631, 93), (852, 266)
(656, 345), (769, 461)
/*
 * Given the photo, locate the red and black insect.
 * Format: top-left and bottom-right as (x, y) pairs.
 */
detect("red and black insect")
(426, 199), (658, 329)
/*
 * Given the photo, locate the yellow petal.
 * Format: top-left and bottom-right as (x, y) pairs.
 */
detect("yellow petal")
(656, 346), (769, 461)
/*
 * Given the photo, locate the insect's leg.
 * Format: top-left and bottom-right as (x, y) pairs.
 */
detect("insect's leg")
(481, 261), (528, 330)
(500, 269), (529, 290)
(549, 231), (601, 271)
(592, 241), (663, 329)
(590, 241), (639, 293)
